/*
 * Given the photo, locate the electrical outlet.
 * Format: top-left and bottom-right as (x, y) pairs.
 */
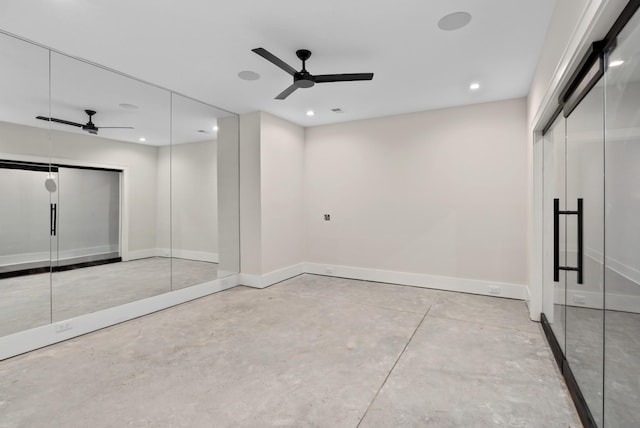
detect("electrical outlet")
(573, 295), (586, 305)
(54, 321), (72, 333)
(489, 286), (501, 295)
(325, 267), (334, 275)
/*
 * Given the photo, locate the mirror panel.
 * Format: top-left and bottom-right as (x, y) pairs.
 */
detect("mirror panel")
(49, 51), (172, 320)
(0, 33), (53, 336)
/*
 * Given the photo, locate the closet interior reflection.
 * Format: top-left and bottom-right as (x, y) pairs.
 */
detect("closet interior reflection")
(0, 31), (239, 338)
(540, 3), (640, 426)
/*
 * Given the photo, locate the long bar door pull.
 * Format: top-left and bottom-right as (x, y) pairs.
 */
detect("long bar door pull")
(553, 198), (583, 285)
(50, 203), (57, 236)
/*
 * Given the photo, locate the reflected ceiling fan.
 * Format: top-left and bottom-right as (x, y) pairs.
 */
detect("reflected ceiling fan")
(252, 47), (374, 100)
(36, 109), (134, 135)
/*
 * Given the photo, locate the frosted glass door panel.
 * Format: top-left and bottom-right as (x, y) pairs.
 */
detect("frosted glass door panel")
(604, 8), (640, 426)
(565, 80), (605, 427)
(0, 165), (53, 335)
(56, 167), (120, 266)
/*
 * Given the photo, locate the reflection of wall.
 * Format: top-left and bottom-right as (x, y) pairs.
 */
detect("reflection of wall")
(0, 168), (50, 264)
(57, 168), (120, 257)
(0, 121), (158, 255)
(157, 141), (218, 261)
(304, 98), (528, 285)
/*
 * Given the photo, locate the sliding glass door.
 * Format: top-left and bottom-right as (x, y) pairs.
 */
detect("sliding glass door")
(603, 8), (640, 427)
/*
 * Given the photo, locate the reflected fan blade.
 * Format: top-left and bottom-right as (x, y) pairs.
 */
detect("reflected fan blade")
(36, 116), (83, 127)
(275, 84), (299, 100)
(314, 73), (374, 83)
(97, 127), (135, 129)
(252, 48), (297, 76)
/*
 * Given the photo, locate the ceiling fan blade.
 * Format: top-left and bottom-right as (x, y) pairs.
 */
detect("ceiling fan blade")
(314, 73), (374, 83)
(275, 84), (299, 100)
(35, 116), (83, 128)
(252, 48), (297, 76)
(97, 127), (135, 129)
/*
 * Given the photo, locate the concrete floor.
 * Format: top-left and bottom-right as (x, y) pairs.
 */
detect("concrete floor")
(0, 274), (581, 427)
(0, 258), (218, 337)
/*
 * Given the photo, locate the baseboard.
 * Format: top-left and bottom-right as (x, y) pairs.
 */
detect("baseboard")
(125, 248), (218, 263)
(0, 245), (118, 267)
(239, 263), (306, 289)
(304, 263), (527, 300)
(0, 274), (240, 361)
(126, 249), (158, 261)
(164, 249), (219, 263)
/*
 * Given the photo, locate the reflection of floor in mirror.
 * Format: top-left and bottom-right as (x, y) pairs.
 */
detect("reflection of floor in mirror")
(0, 257), (218, 337)
(562, 306), (640, 427)
(0, 274), (580, 427)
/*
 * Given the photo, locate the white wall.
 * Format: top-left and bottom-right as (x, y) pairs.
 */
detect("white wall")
(239, 112), (306, 276)
(260, 113), (306, 273)
(156, 140), (219, 261)
(0, 120), (158, 255)
(304, 98), (528, 286)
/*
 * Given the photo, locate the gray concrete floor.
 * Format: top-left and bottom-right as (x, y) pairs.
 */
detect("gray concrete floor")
(0, 258), (218, 337)
(0, 274), (581, 427)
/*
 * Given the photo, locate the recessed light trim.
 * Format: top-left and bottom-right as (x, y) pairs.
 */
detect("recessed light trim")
(213, 125), (219, 131)
(306, 110), (315, 117)
(119, 103), (138, 109)
(438, 12), (472, 31)
(238, 70), (261, 81)
(469, 82), (480, 91)
(609, 59), (624, 67)
(139, 137), (146, 142)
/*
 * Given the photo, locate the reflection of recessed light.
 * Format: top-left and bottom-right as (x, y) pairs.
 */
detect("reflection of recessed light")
(213, 126), (219, 131)
(119, 103), (138, 109)
(438, 12), (472, 31)
(306, 110), (315, 116)
(610, 60), (624, 67)
(469, 82), (480, 90)
(238, 70), (261, 81)
(139, 137), (146, 142)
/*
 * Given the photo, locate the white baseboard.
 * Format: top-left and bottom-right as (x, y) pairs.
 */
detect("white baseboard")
(239, 263), (306, 289)
(125, 249), (158, 261)
(304, 263), (527, 300)
(124, 248), (218, 263)
(562, 287), (640, 313)
(0, 245), (119, 267)
(0, 274), (240, 361)
(237, 261), (526, 299)
(162, 248), (219, 263)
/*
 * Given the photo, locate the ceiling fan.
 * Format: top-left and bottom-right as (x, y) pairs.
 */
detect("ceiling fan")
(36, 110), (134, 135)
(252, 48), (374, 100)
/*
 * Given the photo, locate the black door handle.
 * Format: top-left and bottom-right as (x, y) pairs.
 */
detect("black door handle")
(553, 198), (583, 285)
(50, 203), (57, 236)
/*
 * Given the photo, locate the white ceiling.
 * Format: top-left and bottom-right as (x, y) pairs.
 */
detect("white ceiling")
(0, 0), (557, 128)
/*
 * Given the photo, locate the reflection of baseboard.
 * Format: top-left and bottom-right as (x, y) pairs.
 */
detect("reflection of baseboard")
(0, 245), (118, 267)
(126, 248), (218, 263)
(583, 247), (640, 286)
(560, 288), (640, 313)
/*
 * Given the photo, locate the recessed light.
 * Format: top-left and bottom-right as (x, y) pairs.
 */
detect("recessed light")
(119, 103), (138, 109)
(213, 125), (219, 131)
(609, 60), (624, 67)
(469, 82), (480, 91)
(238, 70), (261, 81)
(139, 137), (146, 142)
(438, 12), (472, 31)
(306, 110), (315, 116)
